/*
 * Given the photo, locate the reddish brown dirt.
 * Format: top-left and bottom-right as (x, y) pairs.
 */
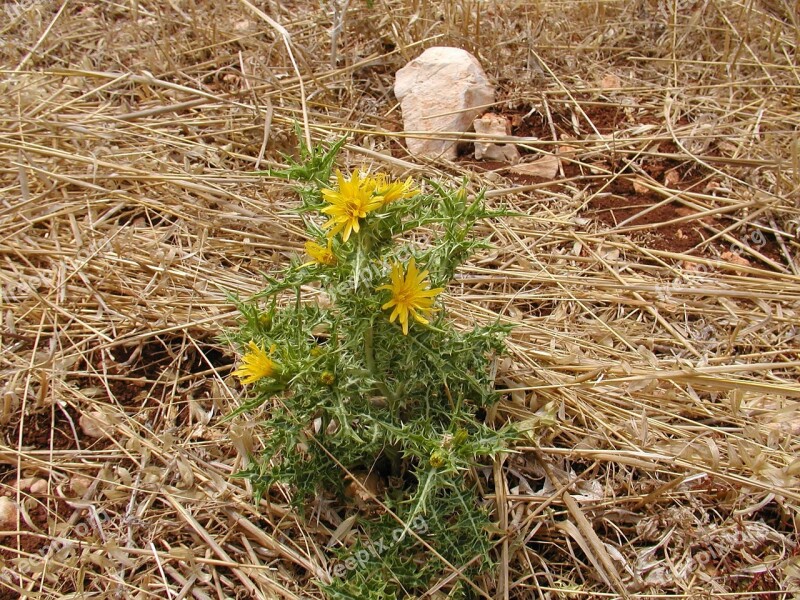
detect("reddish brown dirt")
(585, 174), (715, 254)
(505, 102), (631, 139)
(388, 98), (790, 268)
(460, 103), (789, 266)
(584, 174), (787, 263)
(1, 337), (225, 598)
(8, 405), (84, 452)
(588, 196), (706, 252)
(4, 338), (225, 460)
(0, 494), (75, 598)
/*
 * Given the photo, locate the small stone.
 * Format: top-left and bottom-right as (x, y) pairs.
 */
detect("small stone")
(632, 178), (651, 195)
(664, 168), (681, 187)
(395, 47), (495, 160)
(473, 113), (520, 163)
(675, 207), (698, 218)
(0, 496), (18, 537)
(558, 145), (579, 158)
(600, 72), (622, 89)
(510, 154), (560, 179)
(80, 410), (113, 438)
(720, 251), (751, 272)
(29, 479), (49, 495)
(15, 477), (37, 492)
(233, 20), (253, 32)
(681, 260), (710, 274)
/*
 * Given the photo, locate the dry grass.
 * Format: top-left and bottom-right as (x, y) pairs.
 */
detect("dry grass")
(1, 0), (799, 598)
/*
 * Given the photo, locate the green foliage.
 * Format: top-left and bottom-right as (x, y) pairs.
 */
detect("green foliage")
(226, 136), (515, 598)
(325, 486), (493, 600)
(253, 123), (346, 190)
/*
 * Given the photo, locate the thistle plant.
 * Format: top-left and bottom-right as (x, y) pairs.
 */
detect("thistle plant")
(225, 138), (515, 599)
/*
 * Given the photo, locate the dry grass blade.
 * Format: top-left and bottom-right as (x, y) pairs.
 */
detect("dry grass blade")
(539, 456), (632, 596)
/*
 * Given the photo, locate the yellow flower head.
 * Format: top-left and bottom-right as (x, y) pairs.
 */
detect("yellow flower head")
(304, 239), (337, 266)
(320, 169), (382, 243)
(373, 174), (418, 206)
(233, 341), (279, 384)
(377, 258), (444, 335)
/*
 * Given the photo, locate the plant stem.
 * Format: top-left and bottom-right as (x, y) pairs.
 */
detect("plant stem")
(364, 323), (398, 411)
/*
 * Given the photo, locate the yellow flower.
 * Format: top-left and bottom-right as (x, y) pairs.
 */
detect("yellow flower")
(233, 341), (279, 384)
(304, 239), (337, 266)
(320, 169), (382, 242)
(373, 174), (418, 206)
(377, 258), (444, 335)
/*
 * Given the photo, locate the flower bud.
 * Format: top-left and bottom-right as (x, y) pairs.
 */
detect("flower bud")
(429, 450), (447, 468)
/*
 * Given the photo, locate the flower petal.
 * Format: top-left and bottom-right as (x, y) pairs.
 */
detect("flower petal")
(377, 258), (443, 334)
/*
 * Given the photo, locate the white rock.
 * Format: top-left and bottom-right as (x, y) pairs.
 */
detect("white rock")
(0, 496), (18, 537)
(14, 477), (37, 492)
(79, 410), (113, 438)
(29, 479), (49, 495)
(394, 47), (494, 160)
(473, 113), (520, 162)
(510, 154), (561, 179)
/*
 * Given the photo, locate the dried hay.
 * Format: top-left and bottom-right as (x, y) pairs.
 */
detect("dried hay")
(1, 0), (799, 597)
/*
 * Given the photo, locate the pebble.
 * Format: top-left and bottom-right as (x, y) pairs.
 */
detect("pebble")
(473, 113), (520, 163)
(0, 496), (19, 537)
